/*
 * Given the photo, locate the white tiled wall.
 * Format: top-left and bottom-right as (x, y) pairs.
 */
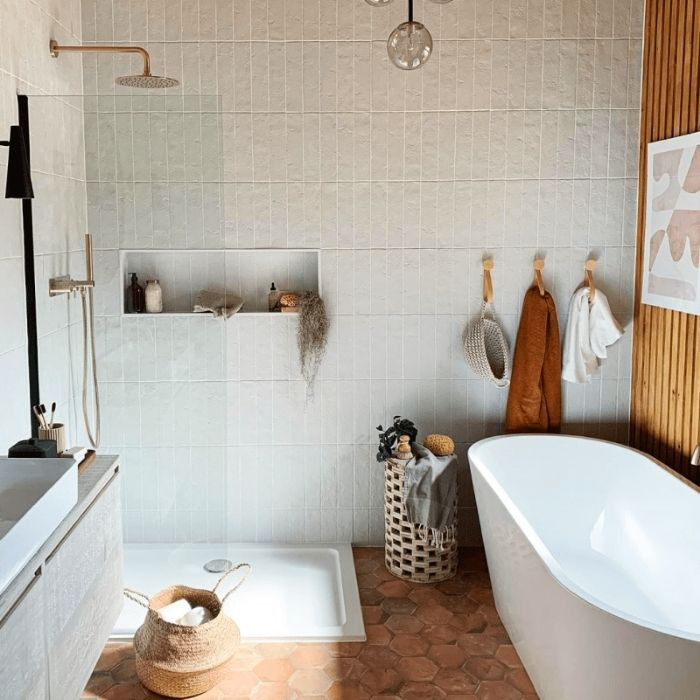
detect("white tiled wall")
(0, 2), (86, 452)
(81, 0), (643, 545)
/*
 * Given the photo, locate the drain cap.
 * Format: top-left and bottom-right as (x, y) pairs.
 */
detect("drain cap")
(204, 558), (233, 573)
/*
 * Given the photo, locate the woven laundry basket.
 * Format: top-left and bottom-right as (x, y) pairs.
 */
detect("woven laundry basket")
(464, 301), (511, 388)
(124, 563), (251, 698)
(384, 458), (458, 583)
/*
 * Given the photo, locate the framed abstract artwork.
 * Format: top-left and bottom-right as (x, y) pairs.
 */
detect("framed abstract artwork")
(643, 131), (700, 314)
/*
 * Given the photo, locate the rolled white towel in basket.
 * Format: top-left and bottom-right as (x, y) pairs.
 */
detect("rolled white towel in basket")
(158, 598), (192, 623)
(179, 606), (214, 627)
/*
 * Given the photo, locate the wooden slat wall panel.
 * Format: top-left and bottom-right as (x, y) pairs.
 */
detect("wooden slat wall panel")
(631, 0), (700, 481)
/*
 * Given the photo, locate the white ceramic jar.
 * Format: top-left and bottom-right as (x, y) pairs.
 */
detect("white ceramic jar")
(145, 279), (163, 313)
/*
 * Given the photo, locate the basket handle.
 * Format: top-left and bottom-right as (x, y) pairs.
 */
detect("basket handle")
(123, 588), (150, 609)
(213, 563), (252, 603)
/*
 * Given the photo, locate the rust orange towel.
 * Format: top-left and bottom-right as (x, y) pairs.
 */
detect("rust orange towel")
(505, 286), (561, 433)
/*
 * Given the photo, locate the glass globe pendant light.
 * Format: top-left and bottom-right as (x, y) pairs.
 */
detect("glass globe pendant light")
(387, 0), (432, 70)
(365, 0), (393, 5)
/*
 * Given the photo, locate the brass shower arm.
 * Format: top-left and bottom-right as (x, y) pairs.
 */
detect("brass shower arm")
(49, 40), (152, 77)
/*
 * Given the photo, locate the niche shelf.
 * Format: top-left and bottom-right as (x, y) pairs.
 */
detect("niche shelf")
(120, 249), (320, 317)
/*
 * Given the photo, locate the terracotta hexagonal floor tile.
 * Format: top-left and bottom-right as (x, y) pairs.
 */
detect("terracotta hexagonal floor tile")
(385, 613), (424, 635)
(328, 642), (364, 658)
(507, 668), (536, 694)
(254, 643), (296, 658)
(495, 645), (522, 669)
(249, 682), (289, 700)
(110, 659), (138, 684)
(360, 588), (384, 606)
(83, 673), (115, 695)
(485, 624), (512, 644)
(399, 681), (448, 699)
(437, 578), (469, 596)
(397, 656), (439, 682)
(324, 657), (366, 682)
(360, 667), (402, 694)
(378, 580), (412, 598)
(253, 657), (295, 682)
(428, 644), (467, 669)
(456, 633), (499, 657)
(476, 680), (523, 700)
(289, 668), (332, 694)
(390, 633), (431, 657)
(478, 605), (502, 626)
(217, 670), (260, 696)
(422, 624), (459, 645)
(289, 644), (330, 669)
(416, 604), (454, 626)
(102, 683), (147, 700)
(464, 656), (506, 681)
(443, 595), (480, 615)
(382, 596), (417, 615)
(230, 646), (264, 671)
(358, 646), (400, 671)
(326, 680), (371, 700)
(469, 587), (496, 606)
(95, 645), (132, 673)
(355, 558), (380, 574)
(357, 572), (382, 589)
(365, 623), (392, 645)
(433, 668), (479, 694)
(362, 604), (384, 624)
(408, 588), (450, 607)
(451, 612), (488, 634)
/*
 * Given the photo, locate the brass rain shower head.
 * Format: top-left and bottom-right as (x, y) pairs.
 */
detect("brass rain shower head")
(49, 39), (179, 89)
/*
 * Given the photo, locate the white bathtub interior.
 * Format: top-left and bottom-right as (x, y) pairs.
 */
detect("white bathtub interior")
(471, 435), (700, 641)
(114, 543), (365, 642)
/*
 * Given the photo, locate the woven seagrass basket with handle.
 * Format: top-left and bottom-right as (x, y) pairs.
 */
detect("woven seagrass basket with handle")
(123, 563), (251, 698)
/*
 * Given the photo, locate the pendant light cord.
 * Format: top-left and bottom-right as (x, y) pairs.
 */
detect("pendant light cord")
(408, 0), (413, 22)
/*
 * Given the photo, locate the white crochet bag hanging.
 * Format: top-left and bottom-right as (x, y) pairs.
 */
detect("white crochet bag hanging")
(463, 300), (511, 388)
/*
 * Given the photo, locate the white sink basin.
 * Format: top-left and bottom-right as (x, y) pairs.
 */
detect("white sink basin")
(0, 458), (78, 594)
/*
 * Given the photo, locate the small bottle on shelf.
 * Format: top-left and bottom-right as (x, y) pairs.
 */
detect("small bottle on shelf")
(269, 282), (280, 312)
(127, 273), (145, 313)
(145, 280), (163, 313)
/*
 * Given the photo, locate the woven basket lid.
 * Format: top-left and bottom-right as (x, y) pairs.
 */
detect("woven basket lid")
(463, 301), (511, 387)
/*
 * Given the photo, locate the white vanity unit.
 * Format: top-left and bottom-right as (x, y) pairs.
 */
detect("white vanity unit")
(0, 455), (122, 700)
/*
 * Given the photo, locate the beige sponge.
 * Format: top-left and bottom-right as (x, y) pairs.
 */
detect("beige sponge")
(424, 434), (455, 456)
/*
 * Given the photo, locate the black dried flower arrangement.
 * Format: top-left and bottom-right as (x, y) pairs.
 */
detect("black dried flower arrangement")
(376, 416), (418, 462)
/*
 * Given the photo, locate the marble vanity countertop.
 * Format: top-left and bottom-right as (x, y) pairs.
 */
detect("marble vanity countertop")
(0, 454), (120, 621)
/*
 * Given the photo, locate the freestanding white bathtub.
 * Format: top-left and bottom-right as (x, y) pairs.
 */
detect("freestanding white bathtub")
(469, 434), (700, 700)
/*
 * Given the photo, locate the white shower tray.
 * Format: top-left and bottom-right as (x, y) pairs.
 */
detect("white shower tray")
(114, 543), (365, 642)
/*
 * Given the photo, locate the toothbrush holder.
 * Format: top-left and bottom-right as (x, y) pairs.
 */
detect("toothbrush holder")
(39, 423), (66, 455)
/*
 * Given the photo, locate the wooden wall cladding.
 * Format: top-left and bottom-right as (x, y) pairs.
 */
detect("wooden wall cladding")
(631, 0), (700, 481)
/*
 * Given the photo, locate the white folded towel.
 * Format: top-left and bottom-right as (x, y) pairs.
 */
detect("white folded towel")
(562, 287), (624, 384)
(158, 598), (192, 623)
(178, 606), (214, 627)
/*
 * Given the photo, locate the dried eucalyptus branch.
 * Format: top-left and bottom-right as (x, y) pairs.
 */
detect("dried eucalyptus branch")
(297, 291), (329, 398)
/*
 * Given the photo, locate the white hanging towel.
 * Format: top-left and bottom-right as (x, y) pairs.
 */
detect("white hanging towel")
(562, 287), (624, 383)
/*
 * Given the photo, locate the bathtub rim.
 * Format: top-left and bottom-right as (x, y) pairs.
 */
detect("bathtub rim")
(468, 433), (700, 643)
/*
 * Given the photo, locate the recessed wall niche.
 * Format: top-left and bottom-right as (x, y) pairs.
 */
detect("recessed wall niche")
(120, 249), (320, 316)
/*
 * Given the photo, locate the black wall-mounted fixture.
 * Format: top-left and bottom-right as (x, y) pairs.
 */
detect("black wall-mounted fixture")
(0, 125), (34, 199)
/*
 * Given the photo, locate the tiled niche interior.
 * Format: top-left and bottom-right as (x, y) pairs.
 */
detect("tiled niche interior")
(80, 0), (644, 545)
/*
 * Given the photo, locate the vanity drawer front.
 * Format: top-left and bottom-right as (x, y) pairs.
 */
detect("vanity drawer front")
(0, 573), (48, 699)
(48, 546), (123, 700)
(44, 474), (122, 645)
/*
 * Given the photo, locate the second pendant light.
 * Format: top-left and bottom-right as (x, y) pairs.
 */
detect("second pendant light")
(367, 0), (453, 70)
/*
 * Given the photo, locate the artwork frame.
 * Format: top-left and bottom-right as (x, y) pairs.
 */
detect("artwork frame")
(642, 131), (700, 314)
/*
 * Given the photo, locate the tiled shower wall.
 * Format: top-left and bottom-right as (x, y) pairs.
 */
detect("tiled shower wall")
(81, 0), (643, 545)
(0, 0), (86, 453)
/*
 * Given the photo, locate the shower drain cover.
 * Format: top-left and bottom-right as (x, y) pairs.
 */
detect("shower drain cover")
(204, 558), (233, 573)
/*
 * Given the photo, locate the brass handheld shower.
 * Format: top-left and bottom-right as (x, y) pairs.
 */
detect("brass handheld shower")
(49, 40), (179, 89)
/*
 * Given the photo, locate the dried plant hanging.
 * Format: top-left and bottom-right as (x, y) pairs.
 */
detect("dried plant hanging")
(297, 291), (329, 398)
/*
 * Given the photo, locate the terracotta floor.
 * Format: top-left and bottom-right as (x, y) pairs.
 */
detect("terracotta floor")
(82, 547), (538, 700)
